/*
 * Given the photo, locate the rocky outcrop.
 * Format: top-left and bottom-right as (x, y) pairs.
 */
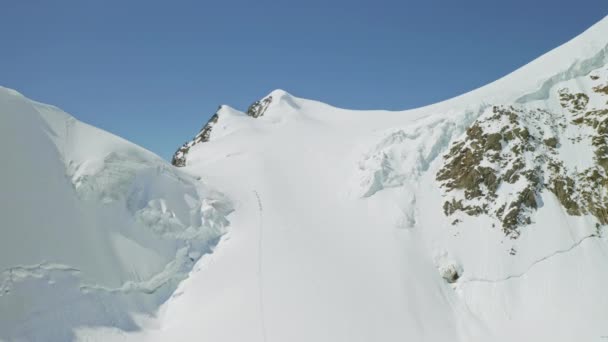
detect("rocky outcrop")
(171, 95), (273, 167)
(246, 95), (273, 118)
(437, 67), (608, 237)
(171, 111), (220, 167)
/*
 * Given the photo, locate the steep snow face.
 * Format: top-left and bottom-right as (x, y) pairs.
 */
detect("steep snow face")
(0, 87), (232, 341)
(115, 16), (608, 342)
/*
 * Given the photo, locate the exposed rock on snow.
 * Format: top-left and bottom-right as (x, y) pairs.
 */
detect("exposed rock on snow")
(171, 109), (220, 167)
(246, 95), (273, 118)
(438, 65), (608, 237)
(439, 263), (462, 283)
(171, 95), (273, 167)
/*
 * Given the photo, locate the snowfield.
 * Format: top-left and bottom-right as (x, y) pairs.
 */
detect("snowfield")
(2, 15), (608, 342)
(0, 87), (232, 341)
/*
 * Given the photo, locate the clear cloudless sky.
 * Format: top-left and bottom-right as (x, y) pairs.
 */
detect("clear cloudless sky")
(1, 1), (606, 159)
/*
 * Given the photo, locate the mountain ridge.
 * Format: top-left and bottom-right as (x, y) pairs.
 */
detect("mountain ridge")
(1, 14), (608, 342)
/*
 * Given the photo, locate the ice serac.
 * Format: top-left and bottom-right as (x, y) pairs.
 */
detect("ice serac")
(0, 87), (233, 341)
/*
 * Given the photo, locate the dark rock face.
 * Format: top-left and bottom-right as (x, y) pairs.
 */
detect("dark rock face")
(437, 67), (608, 238)
(171, 112), (219, 167)
(439, 263), (462, 284)
(437, 105), (542, 238)
(171, 95), (274, 167)
(246, 96), (273, 118)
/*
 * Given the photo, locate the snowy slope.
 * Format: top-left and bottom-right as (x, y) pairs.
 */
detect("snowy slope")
(3, 15), (608, 342)
(0, 87), (232, 341)
(141, 16), (608, 342)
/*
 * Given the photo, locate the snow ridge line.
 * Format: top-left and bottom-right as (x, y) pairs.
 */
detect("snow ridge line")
(515, 43), (608, 104)
(253, 190), (268, 342)
(460, 234), (598, 284)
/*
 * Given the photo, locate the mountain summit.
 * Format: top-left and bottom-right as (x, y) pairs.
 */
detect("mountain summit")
(1, 15), (608, 342)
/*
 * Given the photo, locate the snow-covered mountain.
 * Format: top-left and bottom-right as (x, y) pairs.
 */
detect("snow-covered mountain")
(2, 15), (608, 342)
(0, 87), (233, 341)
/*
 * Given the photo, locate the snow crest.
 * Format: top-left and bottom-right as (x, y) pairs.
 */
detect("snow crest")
(0, 88), (233, 341)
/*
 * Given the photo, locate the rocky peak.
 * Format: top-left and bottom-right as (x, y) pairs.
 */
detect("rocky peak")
(246, 95), (273, 118)
(171, 94), (274, 167)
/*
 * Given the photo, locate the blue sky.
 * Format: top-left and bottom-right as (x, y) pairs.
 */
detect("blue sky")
(1, 1), (606, 160)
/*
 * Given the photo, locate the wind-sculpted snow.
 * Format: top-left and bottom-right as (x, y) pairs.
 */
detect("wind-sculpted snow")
(0, 87), (233, 341)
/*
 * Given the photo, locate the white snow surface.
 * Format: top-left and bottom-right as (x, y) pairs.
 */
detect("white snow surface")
(3, 15), (608, 342)
(0, 87), (232, 341)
